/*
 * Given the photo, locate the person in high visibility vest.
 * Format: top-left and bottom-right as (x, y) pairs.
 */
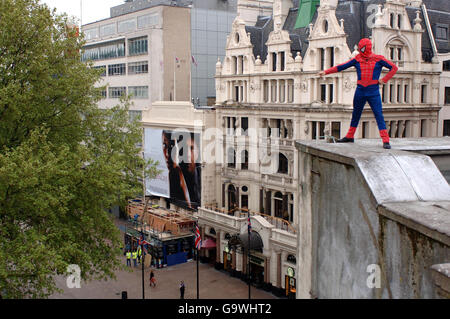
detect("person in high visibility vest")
(126, 251), (131, 267)
(132, 250), (138, 267)
(137, 246), (142, 264)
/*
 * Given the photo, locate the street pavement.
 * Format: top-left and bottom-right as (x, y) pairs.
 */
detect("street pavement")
(49, 218), (278, 300)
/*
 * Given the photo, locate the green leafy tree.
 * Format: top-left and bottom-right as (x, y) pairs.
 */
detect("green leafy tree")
(0, 0), (159, 298)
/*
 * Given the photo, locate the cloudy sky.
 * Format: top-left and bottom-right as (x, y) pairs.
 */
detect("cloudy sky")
(41, 0), (125, 25)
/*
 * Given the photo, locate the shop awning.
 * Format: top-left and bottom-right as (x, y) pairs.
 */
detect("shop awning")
(201, 238), (216, 249)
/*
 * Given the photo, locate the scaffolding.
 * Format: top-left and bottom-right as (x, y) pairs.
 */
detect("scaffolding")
(126, 198), (196, 237)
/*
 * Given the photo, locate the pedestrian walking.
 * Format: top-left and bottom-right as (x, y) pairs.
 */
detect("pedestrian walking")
(132, 250), (138, 267)
(179, 280), (185, 299)
(149, 270), (156, 287)
(126, 250), (131, 267)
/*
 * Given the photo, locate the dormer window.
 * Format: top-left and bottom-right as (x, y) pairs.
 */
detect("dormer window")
(388, 40), (405, 67)
(390, 13), (394, 28)
(435, 24), (449, 41)
(397, 14), (402, 29)
(235, 32), (240, 44)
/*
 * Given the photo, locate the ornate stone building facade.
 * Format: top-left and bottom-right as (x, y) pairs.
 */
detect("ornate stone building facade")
(196, 0), (448, 298)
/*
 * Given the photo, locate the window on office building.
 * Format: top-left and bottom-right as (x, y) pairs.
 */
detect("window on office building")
(128, 36), (148, 56)
(84, 28), (98, 40)
(82, 41), (125, 61)
(128, 110), (142, 122)
(128, 86), (148, 99)
(118, 19), (136, 33)
(137, 14), (159, 29)
(100, 23), (116, 37)
(108, 87), (126, 98)
(128, 61), (149, 75)
(93, 65), (106, 76)
(108, 63), (126, 76)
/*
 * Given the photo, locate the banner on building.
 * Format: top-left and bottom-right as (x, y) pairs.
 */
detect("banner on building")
(144, 128), (202, 210)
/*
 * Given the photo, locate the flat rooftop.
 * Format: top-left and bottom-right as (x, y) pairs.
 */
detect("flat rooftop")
(295, 138), (450, 246)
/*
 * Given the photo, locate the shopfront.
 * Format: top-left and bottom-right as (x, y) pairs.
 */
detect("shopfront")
(200, 236), (217, 265)
(249, 254), (265, 288)
(223, 246), (233, 271)
(285, 267), (296, 298)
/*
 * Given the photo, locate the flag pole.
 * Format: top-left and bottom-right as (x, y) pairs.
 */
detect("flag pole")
(195, 220), (201, 299)
(248, 211), (251, 299)
(197, 241), (199, 299)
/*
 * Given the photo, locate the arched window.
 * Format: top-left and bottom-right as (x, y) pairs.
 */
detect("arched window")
(287, 255), (296, 264)
(278, 153), (289, 174)
(209, 227), (216, 235)
(390, 13), (395, 28)
(323, 19), (328, 33)
(397, 14), (402, 29)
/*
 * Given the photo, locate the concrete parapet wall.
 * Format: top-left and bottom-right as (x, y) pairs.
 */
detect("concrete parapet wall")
(295, 139), (450, 299)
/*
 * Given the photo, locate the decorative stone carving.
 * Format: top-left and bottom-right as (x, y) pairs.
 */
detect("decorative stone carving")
(414, 10), (423, 32)
(301, 81), (308, 93)
(344, 77), (353, 92)
(374, 4), (384, 27)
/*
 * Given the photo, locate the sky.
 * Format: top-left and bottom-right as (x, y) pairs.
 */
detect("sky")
(40, 0), (126, 26)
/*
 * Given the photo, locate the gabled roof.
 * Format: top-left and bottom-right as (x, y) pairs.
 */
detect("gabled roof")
(245, 16), (273, 63)
(246, 0), (449, 62)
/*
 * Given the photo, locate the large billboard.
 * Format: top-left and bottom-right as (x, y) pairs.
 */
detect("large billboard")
(144, 128), (201, 210)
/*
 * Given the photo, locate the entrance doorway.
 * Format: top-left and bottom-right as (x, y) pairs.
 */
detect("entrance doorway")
(249, 254), (265, 288)
(223, 251), (232, 271)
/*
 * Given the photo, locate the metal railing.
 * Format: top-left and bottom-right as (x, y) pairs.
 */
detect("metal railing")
(203, 204), (296, 234)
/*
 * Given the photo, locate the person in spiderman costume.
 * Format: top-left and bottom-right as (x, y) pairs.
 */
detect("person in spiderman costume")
(318, 38), (398, 149)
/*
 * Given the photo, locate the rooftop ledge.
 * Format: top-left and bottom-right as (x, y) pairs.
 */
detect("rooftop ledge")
(295, 138), (450, 246)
